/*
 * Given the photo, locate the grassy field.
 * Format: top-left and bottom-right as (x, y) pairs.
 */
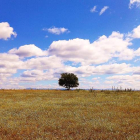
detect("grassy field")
(0, 89), (140, 140)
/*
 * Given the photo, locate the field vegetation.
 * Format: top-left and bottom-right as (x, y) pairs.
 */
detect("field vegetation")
(0, 89), (140, 140)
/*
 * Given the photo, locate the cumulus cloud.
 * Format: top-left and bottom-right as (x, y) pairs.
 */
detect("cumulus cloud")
(0, 53), (23, 83)
(20, 70), (54, 82)
(24, 55), (63, 70)
(93, 77), (100, 80)
(129, 0), (140, 8)
(118, 48), (134, 60)
(0, 53), (23, 69)
(90, 6), (97, 13)
(107, 75), (140, 82)
(1, 24), (140, 89)
(105, 80), (114, 84)
(43, 27), (69, 35)
(99, 6), (109, 15)
(75, 63), (132, 76)
(21, 70), (44, 78)
(9, 44), (48, 58)
(106, 74), (140, 89)
(0, 53), (19, 61)
(0, 54), (63, 87)
(48, 32), (132, 65)
(0, 22), (17, 40)
(132, 66), (140, 74)
(51, 63), (133, 78)
(135, 48), (140, 56)
(131, 25), (140, 38)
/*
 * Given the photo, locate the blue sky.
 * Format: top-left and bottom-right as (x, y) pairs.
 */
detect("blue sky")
(0, 0), (140, 89)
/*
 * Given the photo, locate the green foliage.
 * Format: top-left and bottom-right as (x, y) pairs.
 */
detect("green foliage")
(58, 73), (79, 90)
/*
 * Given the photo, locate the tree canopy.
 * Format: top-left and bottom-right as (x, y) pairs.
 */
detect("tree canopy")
(58, 73), (79, 90)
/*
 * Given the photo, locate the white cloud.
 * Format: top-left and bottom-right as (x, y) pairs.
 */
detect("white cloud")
(0, 53), (23, 82)
(93, 77), (100, 80)
(48, 32), (132, 65)
(75, 63), (132, 76)
(24, 55), (63, 70)
(90, 6), (97, 13)
(21, 70), (44, 78)
(19, 70), (54, 82)
(107, 75), (140, 82)
(43, 27), (69, 35)
(1, 24), (140, 89)
(129, 0), (140, 8)
(134, 48), (140, 56)
(0, 53), (19, 61)
(134, 58), (140, 62)
(105, 80), (114, 84)
(118, 48), (134, 60)
(131, 25), (140, 38)
(99, 6), (109, 15)
(9, 44), (48, 58)
(133, 66), (140, 74)
(52, 63), (133, 78)
(0, 22), (17, 40)
(0, 53), (23, 69)
(79, 78), (100, 89)
(106, 74), (140, 89)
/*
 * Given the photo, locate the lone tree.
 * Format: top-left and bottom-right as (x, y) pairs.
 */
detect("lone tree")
(59, 73), (79, 90)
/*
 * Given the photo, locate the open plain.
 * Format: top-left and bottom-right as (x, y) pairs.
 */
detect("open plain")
(0, 90), (140, 140)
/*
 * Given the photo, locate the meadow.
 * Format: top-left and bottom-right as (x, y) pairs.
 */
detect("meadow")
(0, 89), (140, 140)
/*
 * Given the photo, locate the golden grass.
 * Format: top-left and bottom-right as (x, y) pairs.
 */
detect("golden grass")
(0, 89), (140, 140)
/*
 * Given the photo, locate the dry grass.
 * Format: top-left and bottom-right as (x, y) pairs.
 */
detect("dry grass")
(0, 89), (140, 140)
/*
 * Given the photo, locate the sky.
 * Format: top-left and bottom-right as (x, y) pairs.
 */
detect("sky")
(0, 0), (140, 89)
